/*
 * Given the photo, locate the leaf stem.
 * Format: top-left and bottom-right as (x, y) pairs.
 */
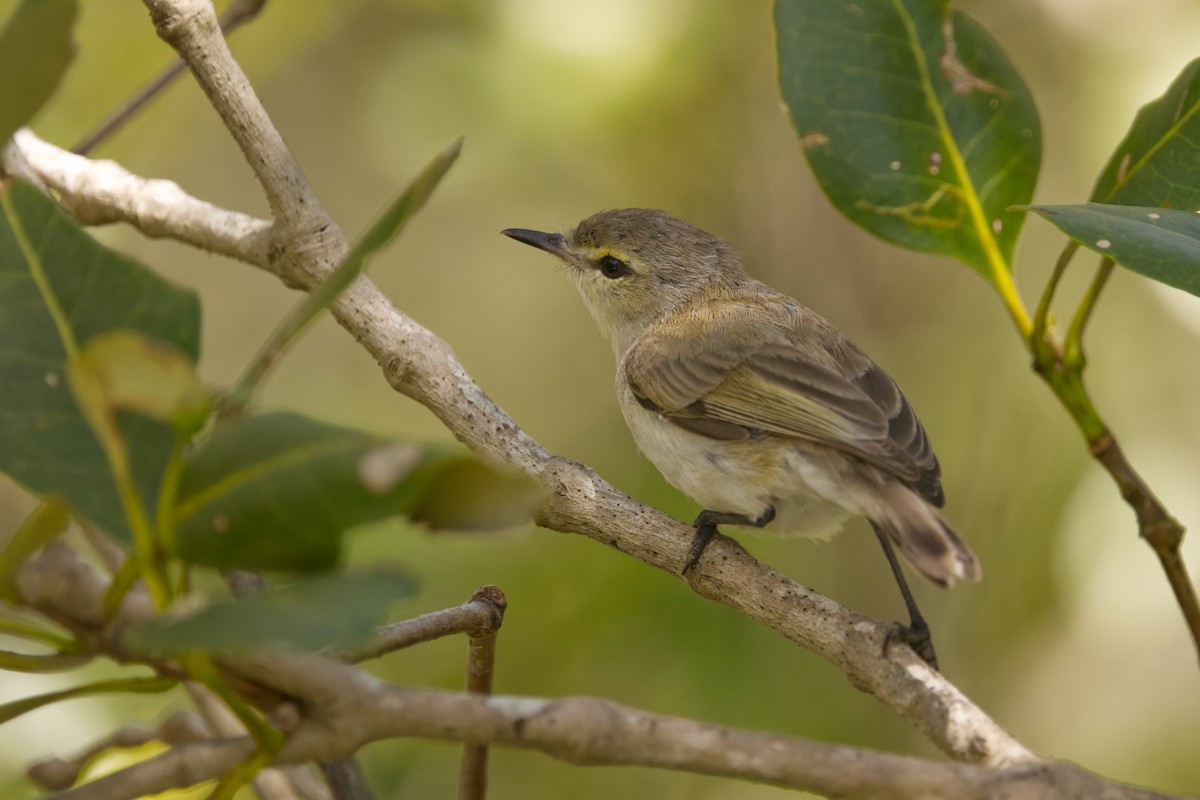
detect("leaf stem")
(103, 558), (142, 621)
(1032, 240), (1079, 360)
(184, 652), (285, 799)
(988, 261), (1034, 340)
(0, 615), (73, 649)
(110, 449), (172, 610)
(0, 675), (176, 725)
(1064, 257), (1115, 370)
(206, 749), (275, 800)
(0, 498), (69, 601)
(156, 437), (188, 585)
(893, 1), (1031, 339)
(0, 648), (93, 673)
(4, 187), (174, 611)
(185, 652), (284, 750)
(222, 136), (462, 416)
(1, 188), (77, 357)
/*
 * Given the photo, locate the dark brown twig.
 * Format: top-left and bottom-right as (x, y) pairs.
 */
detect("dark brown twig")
(333, 587), (507, 664)
(27, 711), (207, 791)
(1032, 247), (1200, 662)
(71, 0), (269, 156)
(318, 761), (374, 800)
(1090, 433), (1200, 653)
(458, 587), (506, 800)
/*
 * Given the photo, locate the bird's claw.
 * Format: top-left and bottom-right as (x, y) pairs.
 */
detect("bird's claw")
(883, 620), (939, 670)
(681, 524), (716, 574)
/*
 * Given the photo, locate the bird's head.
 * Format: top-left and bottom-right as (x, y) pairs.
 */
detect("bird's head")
(503, 208), (746, 348)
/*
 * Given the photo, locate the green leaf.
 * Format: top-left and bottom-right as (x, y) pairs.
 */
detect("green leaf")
(174, 412), (535, 571)
(127, 569), (415, 655)
(1091, 58), (1200, 208)
(1024, 204), (1200, 297)
(408, 458), (542, 531)
(0, 498), (69, 601)
(775, 0), (1041, 282)
(226, 136), (463, 410)
(0, 0), (77, 144)
(0, 180), (201, 544)
(72, 330), (210, 436)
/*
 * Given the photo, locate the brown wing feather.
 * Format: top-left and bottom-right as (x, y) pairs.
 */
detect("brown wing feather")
(624, 286), (943, 505)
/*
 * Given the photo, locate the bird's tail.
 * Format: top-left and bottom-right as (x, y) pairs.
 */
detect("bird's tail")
(869, 485), (981, 588)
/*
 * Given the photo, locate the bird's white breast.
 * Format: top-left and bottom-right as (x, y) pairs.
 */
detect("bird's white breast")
(615, 381), (853, 540)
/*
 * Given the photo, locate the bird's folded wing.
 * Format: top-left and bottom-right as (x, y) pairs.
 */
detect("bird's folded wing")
(624, 297), (943, 505)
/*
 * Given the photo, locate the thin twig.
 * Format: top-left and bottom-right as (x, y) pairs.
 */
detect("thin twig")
(334, 586), (507, 664)
(1089, 433), (1200, 650)
(458, 587), (505, 800)
(216, 569), (362, 800)
(317, 762), (373, 800)
(71, 0), (269, 156)
(80, 523), (127, 574)
(185, 682), (322, 800)
(27, 711), (207, 791)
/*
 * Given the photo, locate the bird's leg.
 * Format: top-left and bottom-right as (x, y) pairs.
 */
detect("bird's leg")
(682, 506), (776, 574)
(870, 521), (938, 670)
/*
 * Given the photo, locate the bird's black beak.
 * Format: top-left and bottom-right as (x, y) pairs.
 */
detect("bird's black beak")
(502, 228), (570, 260)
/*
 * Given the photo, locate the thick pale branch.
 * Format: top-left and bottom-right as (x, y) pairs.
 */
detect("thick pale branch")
(141, 0), (346, 284)
(3, 129), (273, 265)
(141, 0), (319, 232)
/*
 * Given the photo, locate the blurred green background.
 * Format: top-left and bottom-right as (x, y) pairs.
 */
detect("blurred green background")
(3, 0), (1200, 797)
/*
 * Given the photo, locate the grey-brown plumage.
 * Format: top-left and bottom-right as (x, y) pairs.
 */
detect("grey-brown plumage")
(503, 208), (980, 592)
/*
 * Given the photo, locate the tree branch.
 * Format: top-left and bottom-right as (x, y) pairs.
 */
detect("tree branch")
(184, 682), (325, 800)
(3, 128), (273, 266)
(44, 683), (1183, 800)
(16, 535), (1178, 800)
(457, 587), (505, 800)
(141, 0), (346, 276)
(26, 711), (207, 791)
(333, 585), (507, 664)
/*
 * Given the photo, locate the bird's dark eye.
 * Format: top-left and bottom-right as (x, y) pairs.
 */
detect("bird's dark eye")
(598, 254), (629, 279)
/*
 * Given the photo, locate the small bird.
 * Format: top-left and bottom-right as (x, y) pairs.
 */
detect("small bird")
(503, 209), (980, 666)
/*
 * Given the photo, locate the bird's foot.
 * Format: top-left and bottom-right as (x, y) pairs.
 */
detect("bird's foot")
(883, 619), (939, 670)
(681, 524), (716, 574)
(682, 506), (776, 574)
